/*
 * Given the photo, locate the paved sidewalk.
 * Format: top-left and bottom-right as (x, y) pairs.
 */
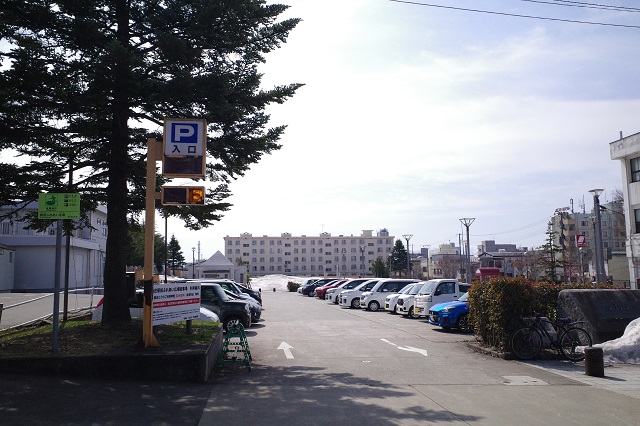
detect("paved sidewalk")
(525, 360), (640, 400)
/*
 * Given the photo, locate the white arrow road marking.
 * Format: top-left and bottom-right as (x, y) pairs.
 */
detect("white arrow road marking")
(397, 345), (428, 357)
(277, 342), (294, 359)
(380, 339), (428, 356)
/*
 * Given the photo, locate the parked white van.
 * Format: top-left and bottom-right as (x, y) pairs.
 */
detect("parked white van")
(359, 279), (419, 311)
(413, 279), (470, 318)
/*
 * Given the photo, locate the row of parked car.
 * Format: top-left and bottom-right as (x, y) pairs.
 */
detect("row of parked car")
(92, 279), (263, 332)
(298, 277), (472, 332)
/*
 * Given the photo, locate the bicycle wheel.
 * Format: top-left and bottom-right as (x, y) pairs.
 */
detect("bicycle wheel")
(510, 327), (543, 360)
(559, 327), (592, 361)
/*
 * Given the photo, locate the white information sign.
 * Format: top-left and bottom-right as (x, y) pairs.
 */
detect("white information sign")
(163, 118), (206, 157)
(152, 282), (201, 326)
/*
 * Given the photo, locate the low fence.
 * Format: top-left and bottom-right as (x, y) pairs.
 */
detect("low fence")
(0, 287), (103, 331)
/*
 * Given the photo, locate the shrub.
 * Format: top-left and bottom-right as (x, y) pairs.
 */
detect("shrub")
(287, 281), (301, 292)
(469, 277), (622, 351)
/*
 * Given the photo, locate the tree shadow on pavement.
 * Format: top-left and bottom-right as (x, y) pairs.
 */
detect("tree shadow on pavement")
(0, 371), (211, 425)
(207, 363), (482, 425)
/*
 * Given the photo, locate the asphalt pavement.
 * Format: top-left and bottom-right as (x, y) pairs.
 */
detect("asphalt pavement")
(1, 290), (640, 425)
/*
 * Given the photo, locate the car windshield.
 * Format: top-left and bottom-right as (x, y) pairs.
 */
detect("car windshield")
(419, 281), (439, 295)
(398, 284), (414, 295)
(408, 283), (426, 295)
(459, 292), (469, 302)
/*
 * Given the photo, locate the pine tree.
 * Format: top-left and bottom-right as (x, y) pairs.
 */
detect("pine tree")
(371, 257), (390, 278)
(389, 240), (408, 277)
(0, 1), (302, 324)
(538, 227), (566, 283)
(167, 235), (185, 275)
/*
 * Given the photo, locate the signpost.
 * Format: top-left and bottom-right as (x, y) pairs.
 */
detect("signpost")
(141, 118), (208, 348)
(37, 192), (80, 353)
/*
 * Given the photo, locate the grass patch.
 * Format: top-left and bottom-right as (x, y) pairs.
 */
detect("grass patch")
(0, 319), (220, 358)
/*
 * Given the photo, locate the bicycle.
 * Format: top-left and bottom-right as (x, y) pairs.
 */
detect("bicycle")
(510, 313), (593, 361)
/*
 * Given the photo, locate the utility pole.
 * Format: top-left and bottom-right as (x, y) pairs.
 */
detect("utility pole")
(459, 219), (475, 283)
(403, 234), (413, 278)
(590, 189), (606, 283)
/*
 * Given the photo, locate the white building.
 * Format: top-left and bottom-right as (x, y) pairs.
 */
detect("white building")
(191, 250), (248, 284)
(610, 131), (640, 289)
(224, 229), (395, 277)
(0, 203), (107, 292)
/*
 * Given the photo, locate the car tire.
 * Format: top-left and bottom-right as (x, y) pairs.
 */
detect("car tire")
(308, 290), (314, 297)
(456, 314), (472, 333)
(350, 298), (360, 309)
(407, 306), (415, 318)
(368, 301), (380, 312)
(223, 316), (242, 331)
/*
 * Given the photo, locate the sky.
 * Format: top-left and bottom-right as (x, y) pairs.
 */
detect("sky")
(4, 2), (639, 260)
(175, 0), (640, 261)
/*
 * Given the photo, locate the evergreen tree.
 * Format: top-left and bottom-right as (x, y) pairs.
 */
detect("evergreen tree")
(124, 222), (165, 273)
(389, 240), (408, 277)
(168, 235), (185, 275)
(0, 1), (302, 325)
(371, 256), (390, 278)
(538, 227), (566, 283)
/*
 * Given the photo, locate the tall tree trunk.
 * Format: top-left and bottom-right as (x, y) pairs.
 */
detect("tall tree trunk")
(103, 0), (132, 325)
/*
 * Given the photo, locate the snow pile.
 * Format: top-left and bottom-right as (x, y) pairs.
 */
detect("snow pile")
(249, 274), (309, 292)
(594, 317), (640, 364)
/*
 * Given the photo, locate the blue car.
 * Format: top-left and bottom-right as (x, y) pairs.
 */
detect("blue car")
(427, 292), (472, 332)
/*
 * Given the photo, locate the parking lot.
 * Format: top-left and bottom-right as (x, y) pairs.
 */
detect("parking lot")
(3, 286), (640, 425)
(203, 289), (640, 425)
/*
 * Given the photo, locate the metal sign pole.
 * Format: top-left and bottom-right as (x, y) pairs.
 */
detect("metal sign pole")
(52, 219), (63, 353)
(142, 138), (160, 348)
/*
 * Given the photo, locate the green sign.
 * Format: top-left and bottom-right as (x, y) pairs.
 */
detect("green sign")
(38, 193), (81, 219)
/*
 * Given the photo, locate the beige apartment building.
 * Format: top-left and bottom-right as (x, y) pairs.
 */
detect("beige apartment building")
(224, 229), (395, 277)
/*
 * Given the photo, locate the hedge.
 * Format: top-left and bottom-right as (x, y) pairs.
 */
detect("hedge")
(468, 277), (619, 351)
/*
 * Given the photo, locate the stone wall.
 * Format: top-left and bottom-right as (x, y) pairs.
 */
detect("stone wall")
(557, 289), (640, 343)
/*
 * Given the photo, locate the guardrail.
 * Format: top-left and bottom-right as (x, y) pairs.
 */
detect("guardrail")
(0, 287), (103, 331)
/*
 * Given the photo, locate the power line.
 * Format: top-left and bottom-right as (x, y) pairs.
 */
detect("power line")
(472, 217), (550, 237)
(388, 0), (640, 28)
(548, 0), (640, 12)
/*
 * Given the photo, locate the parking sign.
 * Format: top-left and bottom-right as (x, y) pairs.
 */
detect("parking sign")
(164, 118), (206, 156)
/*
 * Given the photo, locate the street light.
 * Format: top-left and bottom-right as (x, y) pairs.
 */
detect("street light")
(402, 234), (412, 278)
(589, 189), (606, 283)
(192, 247), (195, 278)
(459, 219), (475, 282)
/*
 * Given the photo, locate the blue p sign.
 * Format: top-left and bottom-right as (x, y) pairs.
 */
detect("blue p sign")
(171, 123), (198, 143)
(164, 118), (206, 158)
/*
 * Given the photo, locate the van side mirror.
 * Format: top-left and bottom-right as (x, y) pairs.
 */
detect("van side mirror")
(212, 296), (220, 305)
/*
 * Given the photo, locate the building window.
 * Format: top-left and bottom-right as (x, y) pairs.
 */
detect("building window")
(631, 157), (640, 182)
(635, 209), (640, 233)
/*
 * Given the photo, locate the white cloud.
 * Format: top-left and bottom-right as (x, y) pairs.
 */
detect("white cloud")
(173, 0), (640, 257)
